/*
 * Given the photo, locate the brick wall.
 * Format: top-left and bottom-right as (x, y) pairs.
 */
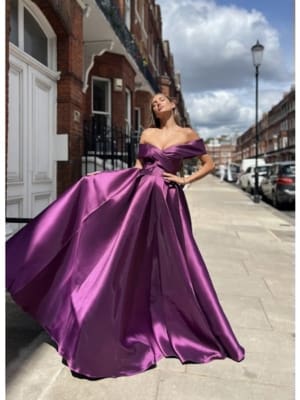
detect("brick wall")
(135, 91), (153, 129)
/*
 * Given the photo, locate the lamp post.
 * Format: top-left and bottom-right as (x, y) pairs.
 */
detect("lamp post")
(251, 40), (264, 203)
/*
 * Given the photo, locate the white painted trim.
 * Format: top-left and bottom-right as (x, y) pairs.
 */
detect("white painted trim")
(134, 107), (141, 133)
(23, 0), (56, 39)
(83, 40), (114, 93)
(18, 0), (24, 50)
(76, 0), (87, 10)
(134, 0), (148, 39)
(125, 0), (131, 30)
(125, 88), (132, 133)
(10, 44), (60, 81)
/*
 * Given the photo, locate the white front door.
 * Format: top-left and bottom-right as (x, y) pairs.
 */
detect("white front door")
(7, 0), (59, 237)
(6, 51), (57, 234)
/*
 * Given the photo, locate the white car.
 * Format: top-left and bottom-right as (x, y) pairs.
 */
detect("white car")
(239, 164), (272, 193)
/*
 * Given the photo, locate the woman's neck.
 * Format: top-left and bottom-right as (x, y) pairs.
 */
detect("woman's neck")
(159, 114), (178, 130)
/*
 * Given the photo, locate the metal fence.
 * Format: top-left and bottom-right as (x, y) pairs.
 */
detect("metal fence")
(6, 118), (140, 228)
(83, 116), (140, 174)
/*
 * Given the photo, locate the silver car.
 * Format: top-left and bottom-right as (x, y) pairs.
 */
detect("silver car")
(239, 164), (272, 193)
(260, 161), (295, 208)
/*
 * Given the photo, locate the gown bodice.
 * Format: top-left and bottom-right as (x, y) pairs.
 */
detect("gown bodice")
(137, 138), (207, 176)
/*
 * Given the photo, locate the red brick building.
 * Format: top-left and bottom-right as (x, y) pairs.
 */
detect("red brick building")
(5, 0), (188, 230)
(235, 86), (295, 164)
(206, 138), (236, 167)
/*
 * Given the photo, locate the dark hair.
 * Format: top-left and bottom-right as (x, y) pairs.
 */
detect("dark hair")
(149, 93), (182, 128)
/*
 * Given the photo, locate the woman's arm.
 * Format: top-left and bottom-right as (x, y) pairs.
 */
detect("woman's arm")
(134, 129), (153, 169)
(134, 158), (143, 169)
(163, 154), (214, 185)
(184, 154), (215, 184)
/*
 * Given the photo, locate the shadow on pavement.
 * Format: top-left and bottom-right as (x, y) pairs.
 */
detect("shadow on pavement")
(6, 293), (43, 367)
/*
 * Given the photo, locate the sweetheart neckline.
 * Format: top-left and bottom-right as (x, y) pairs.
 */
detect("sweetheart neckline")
(139, 138), (203, 152)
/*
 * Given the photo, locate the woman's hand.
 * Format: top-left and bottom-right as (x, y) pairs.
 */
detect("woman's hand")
(163, 172), (187, 185)
(87, 171), (101, 176)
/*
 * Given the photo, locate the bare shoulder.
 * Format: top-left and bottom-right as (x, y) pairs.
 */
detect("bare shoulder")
(139, 128), (158, 143)
(181, 127), (201, 141)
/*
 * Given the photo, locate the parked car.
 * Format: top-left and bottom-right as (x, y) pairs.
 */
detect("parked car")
(260, 161), (295, 208)
(239, 158), (266, 174)
(239, 164), (272, 193)
(224, 163), (240, 182)
(213, 165), (221, 178)
(237, 158), (266, 184)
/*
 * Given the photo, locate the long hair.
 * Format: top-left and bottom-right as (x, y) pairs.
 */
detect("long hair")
(149, 94), (182, 128)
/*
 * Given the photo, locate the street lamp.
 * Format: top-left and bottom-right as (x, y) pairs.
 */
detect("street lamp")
(251, 40), (264, 203)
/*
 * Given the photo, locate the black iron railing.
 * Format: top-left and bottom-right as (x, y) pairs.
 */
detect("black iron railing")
(83, 116), (140, 174)
(95, 0), (159, 93)
(6, 217), (33, 223)
(6, 120), (141, 226)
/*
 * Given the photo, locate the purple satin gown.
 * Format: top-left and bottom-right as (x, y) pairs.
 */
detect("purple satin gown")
(6, 138), (245, 378)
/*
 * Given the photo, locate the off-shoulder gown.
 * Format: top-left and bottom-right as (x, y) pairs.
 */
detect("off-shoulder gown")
(6, 138), (245, 378)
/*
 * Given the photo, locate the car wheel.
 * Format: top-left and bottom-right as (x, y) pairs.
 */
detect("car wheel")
(272, 191), (282, 209)
(247, 182), (253, 194)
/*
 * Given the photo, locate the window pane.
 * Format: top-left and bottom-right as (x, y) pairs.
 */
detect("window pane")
(134, 108), (140, 131)
(94, 114), (109, 133)
(93, 80), (108, 112)
(281, 164), (295, 175)
(24, 8), (48, 66)
(10, 0), (18, 45)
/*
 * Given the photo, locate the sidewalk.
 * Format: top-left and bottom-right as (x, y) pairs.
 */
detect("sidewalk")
(6, 174), (295, 400)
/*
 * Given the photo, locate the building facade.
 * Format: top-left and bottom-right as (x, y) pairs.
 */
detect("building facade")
(206, 138), (236, 167)
(6, 0), (188, 230)
(235, 86), (295, 164)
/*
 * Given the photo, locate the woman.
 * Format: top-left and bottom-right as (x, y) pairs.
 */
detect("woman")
(6, 93), (245, 379)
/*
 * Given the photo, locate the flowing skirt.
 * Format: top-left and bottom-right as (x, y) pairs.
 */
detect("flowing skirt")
(6, 167), (245, 378)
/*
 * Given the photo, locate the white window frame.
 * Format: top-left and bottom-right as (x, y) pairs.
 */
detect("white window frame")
(91, 76), (111, 127)
(125, 88), (131, 135)
(135, 0), (148, 39)
(125, 0), (131, 30)
(134, 107), (141, 134)
(11, 0), (57, 70)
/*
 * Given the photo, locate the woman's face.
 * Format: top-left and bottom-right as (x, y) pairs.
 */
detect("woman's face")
(151, 94), (175, 117)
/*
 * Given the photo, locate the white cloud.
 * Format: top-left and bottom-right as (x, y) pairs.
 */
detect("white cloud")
(157, 0), (294, 138)
(186, 90), (254, 138)
(158, 0), (289, 90)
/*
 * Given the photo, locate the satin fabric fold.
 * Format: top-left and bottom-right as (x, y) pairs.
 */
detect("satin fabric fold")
(6, 138), (245, 378)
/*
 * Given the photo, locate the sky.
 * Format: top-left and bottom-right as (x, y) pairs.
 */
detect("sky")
(157, 0), (295, 140)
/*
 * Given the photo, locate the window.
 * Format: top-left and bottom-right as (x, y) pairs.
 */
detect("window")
(125, 89), (131, 134)
(24, 8), (48, 65)
(282, 137), (288, 148)
(9, 0), (56, 69)
(92, 77), (111, 131)
(10, 0), (18, 45)
(280, 164), (295, 175)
